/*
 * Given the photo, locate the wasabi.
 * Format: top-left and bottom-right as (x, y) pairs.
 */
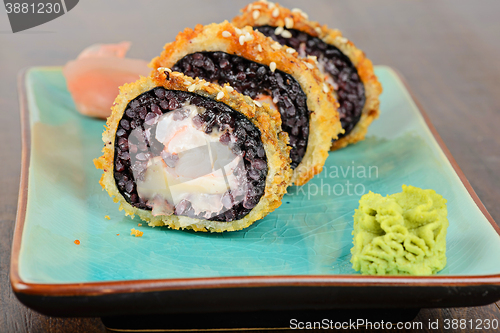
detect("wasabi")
(351, 185), (448, 275)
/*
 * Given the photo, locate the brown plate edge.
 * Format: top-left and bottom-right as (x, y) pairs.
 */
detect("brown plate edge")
(9, 66), (500, 298)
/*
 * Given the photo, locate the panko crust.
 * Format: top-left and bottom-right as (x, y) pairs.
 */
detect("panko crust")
(232, 1), (383, 150)
(149, 21), (341, 186)
(94, 68), (292, 232)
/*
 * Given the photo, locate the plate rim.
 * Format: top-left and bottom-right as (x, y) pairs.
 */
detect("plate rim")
(10, 66), (500, 298)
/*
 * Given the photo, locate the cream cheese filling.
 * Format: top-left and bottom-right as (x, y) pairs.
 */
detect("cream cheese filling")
(134, 103), (244, 218)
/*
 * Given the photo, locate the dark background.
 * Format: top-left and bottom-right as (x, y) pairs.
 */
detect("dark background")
(1, 0), (499, 332)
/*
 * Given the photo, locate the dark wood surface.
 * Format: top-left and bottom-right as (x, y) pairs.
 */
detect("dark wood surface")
(1, 0), (500, 332)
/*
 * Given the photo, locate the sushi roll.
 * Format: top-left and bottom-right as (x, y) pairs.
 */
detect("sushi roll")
(233, 1), (383, 150)
(149, 21), (341, 185)
(94, 69), (292, 232)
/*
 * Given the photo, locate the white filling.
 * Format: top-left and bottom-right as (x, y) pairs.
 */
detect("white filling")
(254, 94), (278, 111)
(135, 103), (245, 218)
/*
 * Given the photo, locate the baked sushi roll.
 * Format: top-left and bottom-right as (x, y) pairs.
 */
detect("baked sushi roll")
(94, 68), (292, 232)
(149, 21), (341, 185)
(233, 1), (383, 150)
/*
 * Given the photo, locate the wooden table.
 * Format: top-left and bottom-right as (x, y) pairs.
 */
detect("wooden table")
(1, 0), (499, 331)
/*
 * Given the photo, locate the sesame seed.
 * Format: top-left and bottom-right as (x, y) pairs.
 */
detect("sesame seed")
(204, 82), (210, 86)
(184, 81), (191, 86)
(225, 86), (234, 92)
(268, 2), (275, 9)
(337, 36), (348, 43)
(253, 10), (260, 20)
(292, 8), (309, 19)
(272, 7), (279, 17)
(285, 17), (294, 29)
(188, 84), (196, 92)
(222, 31), (232, 38)
(257, 44), (263, 52)
(305, 62), (314, 69)
(253, 100), (262, 107)
(270, 62), (277, 72)
(281, 30), (292, 38)
(271, 42), (281, 50)
(307, 55), (318, 63)
(216, 91), (224, 100)
(286, 47), (296, 54)
(239, 35), (245, 45)
(158, 67), (172, 73)
(314, 27), (322, 35)
(274, 26), (284, 35)
(323, 83), (329, 93)
(235, 27), (242, 35)
(244, 32), (254, 41)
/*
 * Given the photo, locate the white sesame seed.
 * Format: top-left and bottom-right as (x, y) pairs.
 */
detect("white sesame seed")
(314, 27), (322, 35)
(253, 100), (262, 107)
(239, 35), (245, 45)
(305, 62), (314, 69)
(272, 7), (279, 17)
(216, 91), (224, 100)
(184, 81), (191, 86)
(270, 62), (276, 72)
(244, 32), (254, 41)
(285, 17), (294, 29)
(274, 26), (284, 35)
(222, 31), (232, 38)
(337, 36), (348, 43)
(204, 82), (210, 86)
(307, 55), (318, 63)
(268, 2), (275, 9)
(323, 83), (329, 93)
(271, 42), (281, 50)
(281, 30), (292, 38)
(158, 67), (172, 73)
(188, 84), (196, 92)
(286, 47), (296, 54)
(253, 10), (260, 20)
(257, 44), (263, 52)
(292, 8), (309, 19)
(225, 86), (234, 92)
(235, 27), (242, 35)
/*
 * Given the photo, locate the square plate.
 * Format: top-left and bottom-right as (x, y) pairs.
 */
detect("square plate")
(11, 66), (500, 317)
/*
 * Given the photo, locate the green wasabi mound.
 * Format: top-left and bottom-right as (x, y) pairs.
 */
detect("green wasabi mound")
(351, 185), (448, 275)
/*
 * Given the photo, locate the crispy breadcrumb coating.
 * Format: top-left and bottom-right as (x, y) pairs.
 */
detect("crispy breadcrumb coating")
(233, 1), (382, 150)
(94, 69), (292, 232)
(149, 21), (341, 185)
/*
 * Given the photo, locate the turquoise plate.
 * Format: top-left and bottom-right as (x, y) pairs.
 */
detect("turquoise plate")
(11, 66), (500, 316)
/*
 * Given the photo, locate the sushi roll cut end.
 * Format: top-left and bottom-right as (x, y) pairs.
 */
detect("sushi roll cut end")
(95, 69), (292, 232)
